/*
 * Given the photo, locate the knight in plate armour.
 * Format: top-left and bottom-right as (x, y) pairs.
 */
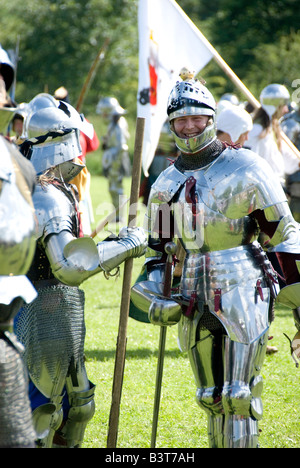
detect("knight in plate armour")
(14, 93), (147, 448)
(131, 70), (300, 448)
(96, 96), (131, 218)
(0, 136), (37, 448)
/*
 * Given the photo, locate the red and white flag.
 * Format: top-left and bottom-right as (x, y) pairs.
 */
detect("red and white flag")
(137, 0), (214, 176)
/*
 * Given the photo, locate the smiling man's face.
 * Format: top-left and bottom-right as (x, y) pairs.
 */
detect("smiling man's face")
(173, 115), (209, 139)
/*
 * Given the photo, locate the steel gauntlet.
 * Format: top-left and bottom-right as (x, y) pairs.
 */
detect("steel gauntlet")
(98, 227), (147, 273)
(149, 296), (182, 326)
(131, 259), (182, 326)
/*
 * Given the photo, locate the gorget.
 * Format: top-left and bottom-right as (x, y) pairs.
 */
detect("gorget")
(174, 139), (224, 171)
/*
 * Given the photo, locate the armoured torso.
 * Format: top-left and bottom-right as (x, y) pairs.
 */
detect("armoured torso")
(106, 116), (129, 153)
(0, 139), (37, 320)
(0, 147), (36, 277)
(149, 147), (286, 253)
(147, 146), (284, 343)
(27, 181), (79, 282)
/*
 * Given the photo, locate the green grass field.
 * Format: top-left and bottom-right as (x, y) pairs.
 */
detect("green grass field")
(80, 175), (300, 449)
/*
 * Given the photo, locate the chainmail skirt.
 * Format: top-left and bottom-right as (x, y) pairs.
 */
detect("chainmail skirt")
(15, 284), (85, 398)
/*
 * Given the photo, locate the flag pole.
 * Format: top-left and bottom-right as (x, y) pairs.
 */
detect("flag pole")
(209, 43), (300, 158)
(171, 0), (300, 159)
(107, 117), (145, 448)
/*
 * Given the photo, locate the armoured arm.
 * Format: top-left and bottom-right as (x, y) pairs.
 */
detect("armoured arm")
(252, 202), (300, 308)
(44, 227), (147, 287)
(131, 258), (182, 326)
(34, 183), (147, 286)
(131, 191), (182, 325)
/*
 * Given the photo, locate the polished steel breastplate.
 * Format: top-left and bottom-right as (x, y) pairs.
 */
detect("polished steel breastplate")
(172, 167), (258, 253)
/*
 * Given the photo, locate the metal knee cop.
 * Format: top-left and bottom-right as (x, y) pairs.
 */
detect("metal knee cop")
(55, 382), (96, 448)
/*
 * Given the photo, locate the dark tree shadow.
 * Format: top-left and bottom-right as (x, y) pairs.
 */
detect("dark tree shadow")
(85, 347), (186, 362)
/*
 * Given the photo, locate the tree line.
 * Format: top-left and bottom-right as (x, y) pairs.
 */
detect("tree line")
(1, 0), (298, 117)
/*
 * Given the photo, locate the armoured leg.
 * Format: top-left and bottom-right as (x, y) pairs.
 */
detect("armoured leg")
(221, 332), (268, 448)
(108, 165), (124, 214)
(53, 360), (95, 448)
(32, 376), (65, 448)
(190, 327), (224, 448)
(190, 319), (268, 448)
(15, 285), (94, 448)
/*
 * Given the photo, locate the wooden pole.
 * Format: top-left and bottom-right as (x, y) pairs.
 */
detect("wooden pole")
(151, 326), (167, 448)
(76, 38), (110, 112)
(107, 117), (145, 448)
(172, 0), (300, 160)
(208, 50), (300, 158)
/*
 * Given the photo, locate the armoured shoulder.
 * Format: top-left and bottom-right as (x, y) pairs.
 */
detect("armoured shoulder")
(281, 112), (300, 147)
(206, 147), (287, 218)
(0, 148), (36, 276)
(33, 183), (74, 241)
(149, 164), (187, 205)
(281, 110), (300, 125)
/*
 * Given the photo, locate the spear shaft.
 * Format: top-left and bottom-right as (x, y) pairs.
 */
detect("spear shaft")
(107, 117), (145, 448)
(76, 38), (110, 112)
(151, 241), (177, 448)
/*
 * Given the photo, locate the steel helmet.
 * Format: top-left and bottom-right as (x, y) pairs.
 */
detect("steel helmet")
(260, 84), (290, 118)
(0, 107), (15, 133)
(167, 68), (216, 153)
(96, 97), (126, 117)
(20, 93), (94, 180)
(22, 93), (93, 140)
(219, 93), (239, 106)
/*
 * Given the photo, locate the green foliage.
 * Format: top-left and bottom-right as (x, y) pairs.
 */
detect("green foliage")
(0, 0), (139, 115)
(0, 0), (298, 120)
(247, 30), (300, 97)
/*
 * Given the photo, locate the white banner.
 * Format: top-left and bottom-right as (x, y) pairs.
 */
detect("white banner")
(137, 0), (214, 176)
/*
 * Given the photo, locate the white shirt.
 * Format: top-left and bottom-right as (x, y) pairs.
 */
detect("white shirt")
(247, 123), (299, 184)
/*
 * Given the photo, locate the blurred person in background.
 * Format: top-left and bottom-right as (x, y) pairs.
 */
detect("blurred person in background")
(216, 104), (253, 147)
(96, 96), (131, 221)
(247, 83), (299, 188)
(0, 44), (16, 137)
(0, 44), (15, 108)
(281, 104), (300, 222)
